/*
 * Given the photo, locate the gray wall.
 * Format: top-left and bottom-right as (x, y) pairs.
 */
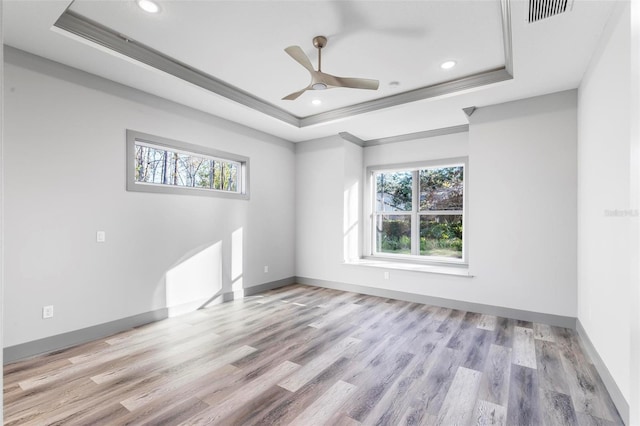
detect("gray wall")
(3, 48), (296, 348)
(296, 91), (578, 319)
(467, 90), (578, 317)
(577, 1), (632, 411)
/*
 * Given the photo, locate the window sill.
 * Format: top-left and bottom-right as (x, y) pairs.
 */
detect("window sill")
(344, 258), (473, 277)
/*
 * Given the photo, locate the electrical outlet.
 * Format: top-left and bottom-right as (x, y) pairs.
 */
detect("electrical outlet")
(264, 265), (269, 273)
(384, 271), (390, 280)
(42, 305), (54, 319)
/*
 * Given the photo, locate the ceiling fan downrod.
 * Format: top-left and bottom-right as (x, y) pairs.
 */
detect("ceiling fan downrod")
(313, 35), (327, 72)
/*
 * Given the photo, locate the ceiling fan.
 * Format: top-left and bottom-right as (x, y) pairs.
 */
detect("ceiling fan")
(282, 35), (380, 101)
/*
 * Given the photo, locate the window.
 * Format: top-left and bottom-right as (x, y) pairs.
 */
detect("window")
(126, 130), (249, 199)
(369, 158), (466, 263)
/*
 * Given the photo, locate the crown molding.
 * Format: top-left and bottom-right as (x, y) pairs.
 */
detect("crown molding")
(54, 1), (514, 128)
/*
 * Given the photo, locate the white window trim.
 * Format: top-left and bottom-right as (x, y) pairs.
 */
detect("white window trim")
(364, 157), (468, 266)
(126, 130), (250, 199)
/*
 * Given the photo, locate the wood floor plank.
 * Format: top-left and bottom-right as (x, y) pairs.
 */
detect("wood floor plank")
(560, 347), (616, 422)
(540, 388), (579, 426)
(17, 320), (218, 392)
(330, 414), (362, 426)
(4, 376), (101, 425)
(278, 336), (361, 392)
(516, 320), (534, 328)
(89, 328), (228, 384)
(308, 303), (363, 328)
(477, 314), (497, 331)
(356, 335), (440, 425)
(252, 356), (354, 425)
(535, 339), (570, 395)
(345, 351), (415, 422)
(435, 366), (483, 426)
(288, 319), (361, 367)
(533, 322), (555, 342)
(63, 403), (130, 425)
(507, 365), (541, 426)
(463, 328), (493, 372)
(585, 362), (625, 423)
(413, 347), (466, 417)
(120, 344), (256, 411)
(553, 326), (589, 366)
(3, 284), (624, 426)
(102, 319), (194, 346)
(493, 317), (514, 348)
(431, 306), (452, 322)
(446, 312), (481, 351)
(367, 332), (447, 425)
(178, 360), (300, 425)
(29, 360), (235, 425)
(472, 399), (508, 426)
(437, 309), (469, 338)
(113, 371), (229, 424)
(288, 380), (357, 426)
(196, 329), (330, 407)
(575, 412), (620, 426)
(478, 343), (512, 406)
(512, 326), (537, 369)
(196, 385), (292, 426)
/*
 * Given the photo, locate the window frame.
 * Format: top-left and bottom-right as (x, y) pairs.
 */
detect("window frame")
(126, 130), (249, 199)
(365, 157), (468, 265)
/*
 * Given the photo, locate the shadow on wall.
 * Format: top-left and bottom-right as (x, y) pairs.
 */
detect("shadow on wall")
(162, 227), (245, 317)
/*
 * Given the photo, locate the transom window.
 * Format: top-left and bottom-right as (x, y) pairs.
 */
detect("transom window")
(134, 142), (240, 192)
(370, 159), (466, 263)
(126, 130), (249, 199)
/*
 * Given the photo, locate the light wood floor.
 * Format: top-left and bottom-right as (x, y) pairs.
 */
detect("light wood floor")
(4, 284), (624, 425)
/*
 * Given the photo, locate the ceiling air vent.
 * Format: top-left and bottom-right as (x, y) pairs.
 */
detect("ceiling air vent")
(528, 0), (571, 23)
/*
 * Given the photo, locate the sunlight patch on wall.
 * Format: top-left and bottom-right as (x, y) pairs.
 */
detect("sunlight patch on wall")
(344, 182), (360, 261)
(165, 241), (222, 317)
(231, 227), (244, 299)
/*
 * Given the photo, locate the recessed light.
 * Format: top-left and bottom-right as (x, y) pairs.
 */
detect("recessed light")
(311, 99), (322, 106)
(137, 0), (159, 13)
(441, 60), (457, 70)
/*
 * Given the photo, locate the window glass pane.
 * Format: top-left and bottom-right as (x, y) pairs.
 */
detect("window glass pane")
(134, 142), (241, 193)
(419, 166), (463, 211)
(136, 145), (173, 185)
(173, 152), (188, 186)
(419, 215), (463, 258)
(177, 154), (210, 188)
(227, 162), (238, 192)
(195, 159), (213, 189)
(375, 214), (412, 254)
(375, 171), (412, 212)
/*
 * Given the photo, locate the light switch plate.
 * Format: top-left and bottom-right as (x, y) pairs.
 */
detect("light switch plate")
(96, 231), (106, 243)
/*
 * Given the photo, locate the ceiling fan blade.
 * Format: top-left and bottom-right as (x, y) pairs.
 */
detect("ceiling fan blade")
(282, 87), (309, 101)
(332, 77), (379, 90)
(284, 46), (315, 73)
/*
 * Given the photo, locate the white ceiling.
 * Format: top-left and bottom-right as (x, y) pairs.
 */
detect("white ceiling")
(4, 0), (616, 142)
